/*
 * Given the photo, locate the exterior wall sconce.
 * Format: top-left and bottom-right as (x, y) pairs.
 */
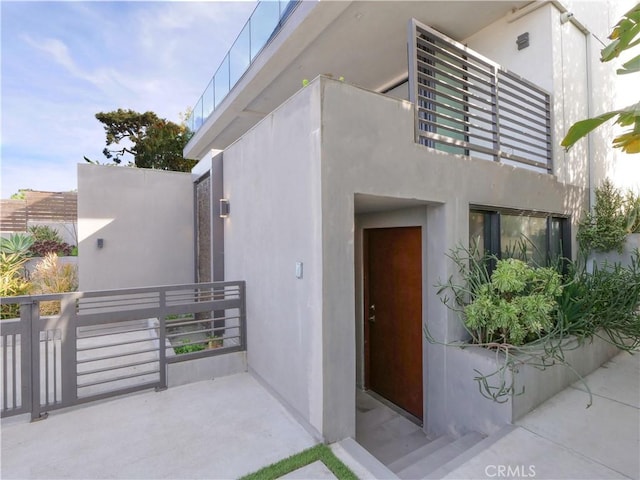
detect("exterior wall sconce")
(219, 199), (230, 218)
(97, 238), (104, 249)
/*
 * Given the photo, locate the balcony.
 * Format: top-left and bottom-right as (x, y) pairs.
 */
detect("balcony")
(187, 0), (299, 134)
(183, 1), (553, 163)
(409, 21), (552, 173)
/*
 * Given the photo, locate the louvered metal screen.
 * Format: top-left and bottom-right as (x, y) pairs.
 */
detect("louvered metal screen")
(409, 20), (552, 173)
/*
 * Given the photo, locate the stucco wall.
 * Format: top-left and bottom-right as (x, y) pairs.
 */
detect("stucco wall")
(220, 76), (588, 441)
(77, 164), (195, 291)
(223, 80), (325, 439)
(318, 77), (587, 439)
(463, 3), (589, 189)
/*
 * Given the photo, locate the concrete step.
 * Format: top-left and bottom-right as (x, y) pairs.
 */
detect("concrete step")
(356, 403), (400, 434)
(370, 428), (433, 466)
(332, 437), (399, 480)
(388, 435), (454, 473)
(425, 426), (516, 479)
(357, 414), (424, 457)
(396, 432), (486, 479)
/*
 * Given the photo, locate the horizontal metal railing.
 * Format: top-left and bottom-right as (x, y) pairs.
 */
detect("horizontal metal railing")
(187, 0), (299, 134)
(0, 281), (246, 420)
(409, 20), (552, 173)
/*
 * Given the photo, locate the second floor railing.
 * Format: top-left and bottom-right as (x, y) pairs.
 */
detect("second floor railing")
(409, 20), (552, 173)
(187, 0), (300, 134)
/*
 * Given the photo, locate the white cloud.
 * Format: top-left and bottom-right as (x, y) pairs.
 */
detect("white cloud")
(1, 1), (257, 197)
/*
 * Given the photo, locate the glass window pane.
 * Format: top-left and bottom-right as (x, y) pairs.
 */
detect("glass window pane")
(280, 0), (297, 21)
(229, 22), (251, 88)
(202, 79), (214, 121)
(549, 218), (563, 260)
(214, 55), (230, 109)
(194, 97), (204, 130)
(501, 214), (547, 264)
(251, 1), (280, 61)
(469, 211), (486, 257)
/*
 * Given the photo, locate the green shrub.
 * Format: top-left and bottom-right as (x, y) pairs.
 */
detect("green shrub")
(435, 245), (640, 403)
(578, 179), (628, 253)
(172, 335), (223, 354)
(173, 338), (206, 354)
(463, 258), (562, 345)
(29, 225), (62, 243)
(568, 256), (640, 350)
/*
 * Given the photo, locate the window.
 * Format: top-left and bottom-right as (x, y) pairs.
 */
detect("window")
(469, 208), (570, 266)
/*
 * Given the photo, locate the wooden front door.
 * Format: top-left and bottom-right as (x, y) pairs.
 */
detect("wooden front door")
(364, 227), (423, 419)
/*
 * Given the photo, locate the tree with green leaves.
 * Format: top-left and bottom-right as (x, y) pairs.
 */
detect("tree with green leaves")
(89, 109), (197, 172)
(562, 3), (640, 154)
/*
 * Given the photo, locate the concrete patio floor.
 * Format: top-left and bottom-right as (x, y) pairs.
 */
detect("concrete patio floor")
(1, 373), (318, 479)
(445, 350), (640, 480)
(2, 352), (639, 480)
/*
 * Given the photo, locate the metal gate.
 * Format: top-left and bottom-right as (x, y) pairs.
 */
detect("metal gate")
(1, 281), (246, 421)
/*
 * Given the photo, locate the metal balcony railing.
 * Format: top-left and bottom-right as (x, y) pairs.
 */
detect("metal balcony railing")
(187, 0), (299, 134)
(409, 20), (553, 173)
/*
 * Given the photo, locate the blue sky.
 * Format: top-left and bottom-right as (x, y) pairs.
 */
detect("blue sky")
(1, 1), (256, 198)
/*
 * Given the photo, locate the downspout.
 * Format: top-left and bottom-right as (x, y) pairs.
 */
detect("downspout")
(585, 32), (594, 211)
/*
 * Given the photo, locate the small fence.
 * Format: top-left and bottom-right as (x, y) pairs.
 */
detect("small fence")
(409, 20), (552, 173)
(0, 191), (77, 232)
(0, 281), (246, 420)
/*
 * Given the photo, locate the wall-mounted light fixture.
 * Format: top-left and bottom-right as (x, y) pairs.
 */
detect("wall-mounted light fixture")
(97, 238), (104, 249)
(219, 199), (230, 218)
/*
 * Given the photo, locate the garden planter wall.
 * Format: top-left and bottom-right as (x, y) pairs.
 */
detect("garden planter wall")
(166, 351), (247, 387)
(589, 233), (640, 269)
(25, 256), (77, 275)
(444, 334), (620, 435)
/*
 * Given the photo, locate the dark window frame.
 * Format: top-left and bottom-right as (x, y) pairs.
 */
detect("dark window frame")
(469, 206), (571, 268)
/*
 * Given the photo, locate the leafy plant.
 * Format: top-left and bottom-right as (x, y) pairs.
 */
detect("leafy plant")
(577, 179), (628, 253)
(573, 256), (640, 350)
(172, 335), (223, 354)
(561, 4), (640, 153)
(626, 190), (640, 233)
(0, 233), (34, 256)
(30, 253), (78, 316)
(441, 253), (562, 346)
(173, 338), (206, 354)
(29, 240), (72, 257)
(0, 252), (31, 319)
(433, 244), (640, 404)
(28, 225), (62, 243)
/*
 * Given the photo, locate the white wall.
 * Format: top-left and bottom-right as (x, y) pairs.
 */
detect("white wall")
(464, 1), (639, 196)
(77, 165), (195, 291)
(463, 3), (590, 188)
(223, 81), (325, 439)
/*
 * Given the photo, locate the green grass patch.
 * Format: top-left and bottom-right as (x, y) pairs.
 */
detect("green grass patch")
(239, 444), (358, 480)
